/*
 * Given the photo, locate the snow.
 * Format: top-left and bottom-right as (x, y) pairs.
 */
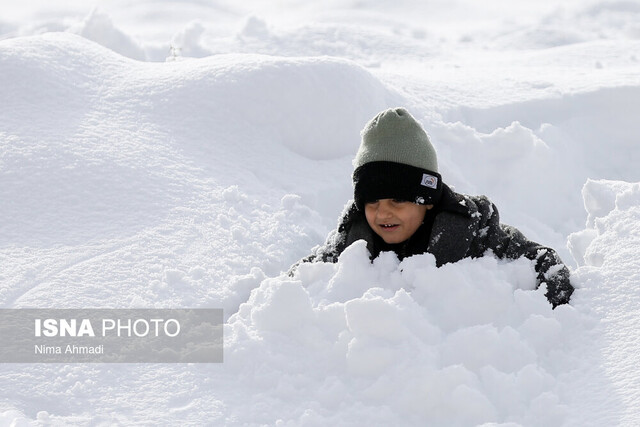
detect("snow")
(1, 1), (640, 425)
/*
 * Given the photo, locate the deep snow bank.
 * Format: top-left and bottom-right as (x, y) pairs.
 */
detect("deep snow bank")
(565, 179), (640, 426)
(227, 245), (581, 426)
(0, 33), (393, 311)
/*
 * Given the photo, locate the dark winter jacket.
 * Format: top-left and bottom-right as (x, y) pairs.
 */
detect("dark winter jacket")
(292, 184), (573, 308)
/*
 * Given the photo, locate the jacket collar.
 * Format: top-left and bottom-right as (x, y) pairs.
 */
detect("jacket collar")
(436, 183), (472, 217)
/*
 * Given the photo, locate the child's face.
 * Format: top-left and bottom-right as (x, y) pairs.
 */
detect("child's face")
(364, 199), (431, 244)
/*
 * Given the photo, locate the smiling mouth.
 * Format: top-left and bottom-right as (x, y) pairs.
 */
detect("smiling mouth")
(379, 224), (399, 229)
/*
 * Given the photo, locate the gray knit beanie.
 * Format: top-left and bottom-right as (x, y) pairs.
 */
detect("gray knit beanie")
(355, 107), (438, 172)
(352, 107), (442, 208)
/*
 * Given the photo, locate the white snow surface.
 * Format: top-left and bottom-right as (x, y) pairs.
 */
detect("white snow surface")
(1, 1), (640, 425)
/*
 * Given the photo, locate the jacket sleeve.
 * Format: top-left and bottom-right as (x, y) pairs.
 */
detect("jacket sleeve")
(471, 196), (574, 308)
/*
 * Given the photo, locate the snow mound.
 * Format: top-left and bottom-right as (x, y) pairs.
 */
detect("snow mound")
(0, 32), (391, 248)
(443, 86), (640, 184)
(490, 1), (640, 49)
(68, 8), (147, 61)
(0, 32), (397, 323)
(565, 179), (640, 426)
(224, 242), (587, 426)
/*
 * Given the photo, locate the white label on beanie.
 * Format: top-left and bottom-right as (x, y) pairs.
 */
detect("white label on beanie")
(421, 173), (438, 189)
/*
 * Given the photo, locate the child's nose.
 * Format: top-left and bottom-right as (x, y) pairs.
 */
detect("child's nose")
(377, 200), (393, 218)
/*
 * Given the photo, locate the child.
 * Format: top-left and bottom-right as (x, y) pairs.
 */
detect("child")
(291, 107), (573, 308)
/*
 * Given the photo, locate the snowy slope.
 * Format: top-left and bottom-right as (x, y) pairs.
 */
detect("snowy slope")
(1, 1), (640, 425)
(0, 32), (392, 310)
